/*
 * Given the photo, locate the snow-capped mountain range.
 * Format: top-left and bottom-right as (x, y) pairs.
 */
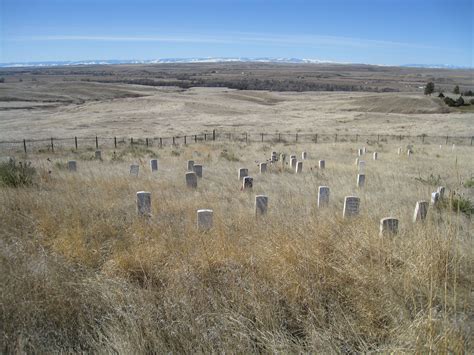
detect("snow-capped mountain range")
(0, 57), (470, 69)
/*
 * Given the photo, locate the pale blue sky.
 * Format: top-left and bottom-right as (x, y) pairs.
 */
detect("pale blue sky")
(1, 0), (472, 66)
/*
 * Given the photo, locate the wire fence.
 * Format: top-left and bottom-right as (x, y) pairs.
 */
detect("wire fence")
(0, 130), (472, 154)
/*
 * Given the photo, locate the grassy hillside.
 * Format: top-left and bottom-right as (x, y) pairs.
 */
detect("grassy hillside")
(1, 141), (473, 352)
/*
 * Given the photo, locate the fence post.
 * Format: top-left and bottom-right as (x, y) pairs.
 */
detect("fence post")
(213, 129), (216, 141)
(422, 135), (425, 143)
(172, 137), (175, 145)
(160, 138), (163, 148)
(445, 136), (448, 145)
(295, 133), (298, 143)
(471, 136), (473, 146)
(23, 139), (27, 153)
(114, 137), (117, 148)
(245, 132), (248, 143)
(95, 136), (98, 149)
(194, 135), (197, 143)
(261, 133), (264, 142)
(51, 137), (54, 152)
(204, 133), (207, 141)
(278, 133), (281, 142)
(75, 136), (78, 150)
(130, 137), (133, 146)
(335, 134), (337, 143)
(315, 134), (318, 143)
(399, 134), (402, 141)
(146, 138), (149, 147)
(184, 136), (187, 144)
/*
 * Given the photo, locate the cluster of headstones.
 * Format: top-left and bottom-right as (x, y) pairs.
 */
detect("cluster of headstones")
(66, 146), (449, 235)
(136, 191), (268, 230)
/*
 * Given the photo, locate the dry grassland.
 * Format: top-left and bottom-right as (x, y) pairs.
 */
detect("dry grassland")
(1, 141), (473, 352)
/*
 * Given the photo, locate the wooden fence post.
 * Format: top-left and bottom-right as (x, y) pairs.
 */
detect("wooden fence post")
(146, 138), (149, 147)
(95, 136), (98, 149)
(23, 139), (27, 153)
(245, 132), (248, 143)
(261, 133), (264, 142)
(471, 136), (473, 146)
(295, 133), (298, 143)
(377, 134), (380, 143)
(160, 137), (163, 148)
(173, 137), (175, 145)
(335, 134), (338, 143)
(75, 136), (78, 150)
(130, 137), (133, 146)
(445, 136), (448, 145)
(184, 136), (187, 144)
(315, 134), (318, 143)
(114, 137), (117, 148)
(194, 135), (197, 143)
(278, 133), (281, 142)
(213, 129), (216, 141)
(51, 137), (54, 152)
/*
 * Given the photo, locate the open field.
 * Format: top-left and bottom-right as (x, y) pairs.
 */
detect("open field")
(1, 63), (473, 352)
(0, 63), (473, 140)
(1, 140), (473, 352)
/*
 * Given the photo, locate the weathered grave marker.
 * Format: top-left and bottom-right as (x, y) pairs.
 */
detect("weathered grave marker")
(343, 196), (360, 218)
(407, 149), (412, 157)
(259, 163), (267, 173)
(238, 168), (249, 180)
(187, 160), (194, 171)
(319, 160), (325, 169)
(136, 191), (151, 216)
(398, 147), (402, 155)
(150, 159), (158, 172)
(295, 161), (303, 173)
(255, 195), (268, 216)
(302, 152), (307, 160)
(358, 161), (366, 172)
(186, 172), (198, 188)
(373, 152), (378, 160)
(318, 186), (330, 208)
(197, 209), (213, 230)
(362, 147), (367, 154)
(355, 157), (359, 165)
(243, 176), (253, 190)
(431, 191), (440, 205)
(193, 164), (203, 178)
(379, 217), (399, 236)
(130, 164), (139, 176)
(358, 149), (364, 156)
(67, 160), (77, 172)
(357, 174), (365, 187)
(413, 201), (428, 222)
(290, 157), (297, 169)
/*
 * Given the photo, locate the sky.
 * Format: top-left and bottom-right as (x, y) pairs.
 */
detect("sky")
(1, 0), (472, 66)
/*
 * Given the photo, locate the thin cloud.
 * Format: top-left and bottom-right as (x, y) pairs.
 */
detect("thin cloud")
(9, 33), (446, 50)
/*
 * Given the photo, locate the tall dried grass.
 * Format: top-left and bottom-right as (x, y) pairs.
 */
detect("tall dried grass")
(1, 142), (472, 352)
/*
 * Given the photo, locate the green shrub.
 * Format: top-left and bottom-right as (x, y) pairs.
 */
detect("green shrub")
(0, 160), (36, 187)
(440, 195), (473, 216)
(464, 178), (474, 188)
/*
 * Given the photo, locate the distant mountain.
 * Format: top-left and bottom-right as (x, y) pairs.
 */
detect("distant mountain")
(0, 57), (470, 69)
(0, 57), (347, 68)
(400, 63), (472, 69)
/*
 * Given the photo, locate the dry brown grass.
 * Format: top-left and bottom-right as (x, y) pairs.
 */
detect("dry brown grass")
(1, 141), (473, 353)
